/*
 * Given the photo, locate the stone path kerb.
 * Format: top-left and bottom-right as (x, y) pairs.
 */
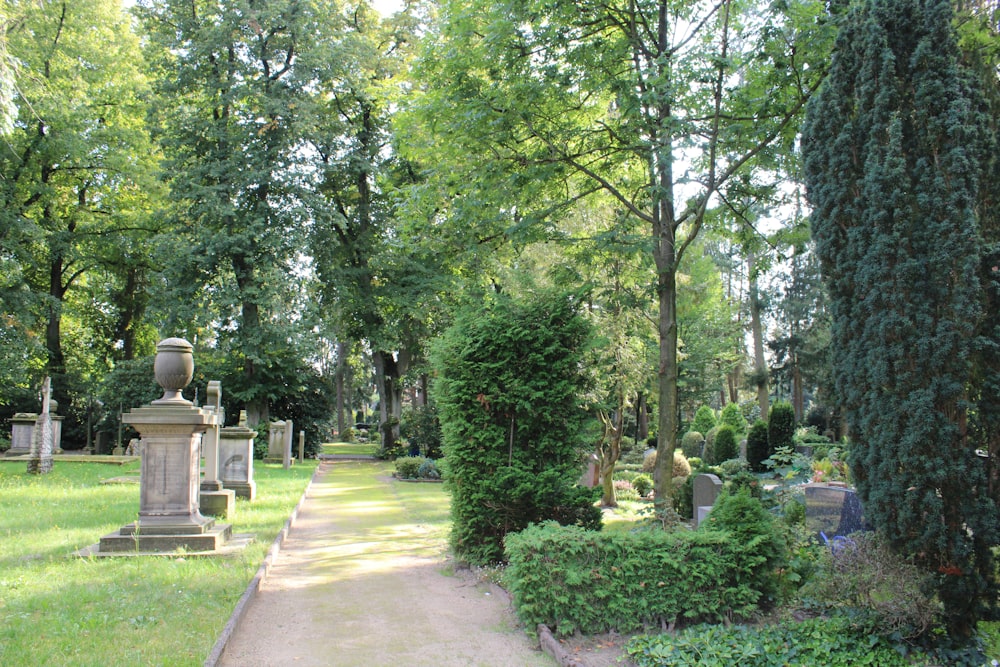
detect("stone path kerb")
(207, 459), (555, 667)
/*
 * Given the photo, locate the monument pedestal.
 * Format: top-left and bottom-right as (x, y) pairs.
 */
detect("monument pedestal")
(98, 518), (233, 553)
(199, 488), (236, 518)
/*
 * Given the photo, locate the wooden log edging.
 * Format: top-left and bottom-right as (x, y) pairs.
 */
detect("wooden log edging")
(203, 462), (325, 667)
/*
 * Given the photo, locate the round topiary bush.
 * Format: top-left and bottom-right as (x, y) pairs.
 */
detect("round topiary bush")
(632, 473), (653, 497)
(681, 430), (705, 458)
(644, 449), (691, 479)
(714, 424), (738, 462)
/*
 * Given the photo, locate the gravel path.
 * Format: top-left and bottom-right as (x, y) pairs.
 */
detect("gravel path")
(215, 460), (555, 667)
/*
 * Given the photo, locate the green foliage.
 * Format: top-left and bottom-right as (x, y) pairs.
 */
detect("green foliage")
(432, 291), (601, 564)
(746, 420), (770, 472)
(401, 404), (443, 459)
(800, 532), (940, 640)
(691, 406), (717, 437)
(766, 402), (795, 455)
(632, 473), (653, 498)
(505, 521), (777, 636)
(719, 403), (747, 435)
(803, 0), (1000, 635)
(700, 488), (786, 606)
(625, 616), (916, 667)
(680, 431), (705, 458)
(712, 425), (739, 464)
(394, 456), (441, 480)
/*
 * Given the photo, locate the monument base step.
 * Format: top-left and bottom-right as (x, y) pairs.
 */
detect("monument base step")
(200, 489), (236, 518)
(97, 522), (233, 553)
(223, 481), (256, 500)
(78, 532), (254, 558)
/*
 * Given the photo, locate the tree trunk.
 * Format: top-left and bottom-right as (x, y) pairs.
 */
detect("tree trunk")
(749, 252), (769, 419)
(45, 240), (69, 410)
(373, 349), (410, 450)
(636, 392), (649, 442)
(335, 340), (347, 437)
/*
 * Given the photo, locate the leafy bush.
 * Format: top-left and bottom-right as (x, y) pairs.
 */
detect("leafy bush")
(432, 291), (601, 565)
(746, 420), (769, 472)
(800, 531), (940, 639)
(505, 521), (778, 636)
(690, 405), (717, 437)
(713, 424), (738, 463)
(418, 458), (441, 479)
(613, 479), (640, 502)
(395, 456), (426, 479)
(632, 473), (653, 498)
(625, 616), (916, 667)
(719, 402), (747, 435)
(680, 430), (705, 458)
(401, 403), (443, 459)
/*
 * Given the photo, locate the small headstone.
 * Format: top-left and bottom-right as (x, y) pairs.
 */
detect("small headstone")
(267, 420), (286, 461)
(692, 473), (723, 527)
(804, 484), (866, 539)
(7, 413), (38, 457)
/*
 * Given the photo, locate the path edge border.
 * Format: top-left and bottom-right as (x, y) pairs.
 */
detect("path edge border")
(203, 462), (326, 667)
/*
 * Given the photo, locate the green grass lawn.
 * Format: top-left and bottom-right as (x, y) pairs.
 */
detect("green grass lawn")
(321, 441), (378, 457)
(0, 458), (316, 666)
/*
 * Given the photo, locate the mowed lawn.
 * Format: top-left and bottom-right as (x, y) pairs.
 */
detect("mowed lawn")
(0, 457), (317, 666)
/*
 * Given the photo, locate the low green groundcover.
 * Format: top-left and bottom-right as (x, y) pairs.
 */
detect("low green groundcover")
(625, 616), (915, 667)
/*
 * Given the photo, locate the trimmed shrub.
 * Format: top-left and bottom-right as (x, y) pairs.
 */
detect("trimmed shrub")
(643, 450), (691, 480)
(395, 456), (426, 479)
(703, 426), (719, 464)
(713, 424), (738, 463)
(680, 430), (705, 458)
(505, 521), (776, 636)
(746, 420), (769, 472)
(719, 402), (747, 435)
(700, 487), (785, 605)
(432, 291), (601, 565)
(691, 405), (717, 436)
(767, 401), (796, 457)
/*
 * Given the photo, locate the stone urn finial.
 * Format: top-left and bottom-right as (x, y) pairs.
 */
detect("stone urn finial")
(152, 337), (194, 405)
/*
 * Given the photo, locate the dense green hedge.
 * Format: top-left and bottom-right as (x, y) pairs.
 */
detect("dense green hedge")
(506, 490), (783, 636)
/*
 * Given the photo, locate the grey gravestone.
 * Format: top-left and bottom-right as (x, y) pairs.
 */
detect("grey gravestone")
(220, 423), (256, 500)
(804, 484), (866, 539)
(7, 413), (38, 456)
(693, 473), (723, 527)
(266, 420), (286, 461)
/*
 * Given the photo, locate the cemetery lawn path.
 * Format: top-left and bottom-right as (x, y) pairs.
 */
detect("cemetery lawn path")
(217, 460), (556, 667)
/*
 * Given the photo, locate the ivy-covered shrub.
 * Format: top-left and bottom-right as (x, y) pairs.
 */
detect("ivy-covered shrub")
(505, 521), (779, 636)
(432, 291), (601, 565)
(719, 402), (747, 435)
(767, 401), (796, 458)
(625, 616), (916, 667)
(690, 405), (717, 437)
(713, 424), (738, 463)
(746, 420), (769, 472)
(401, 403), (443, 459)
(680, 430), (705, 458)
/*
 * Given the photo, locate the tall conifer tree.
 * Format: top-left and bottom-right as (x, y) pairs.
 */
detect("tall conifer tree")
(803, 0), (998, 637)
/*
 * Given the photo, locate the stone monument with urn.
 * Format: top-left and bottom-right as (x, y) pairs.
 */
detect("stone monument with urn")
(96, 338), (237, 554)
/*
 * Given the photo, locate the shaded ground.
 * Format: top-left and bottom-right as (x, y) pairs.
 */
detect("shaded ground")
(217, 460), (559, 667)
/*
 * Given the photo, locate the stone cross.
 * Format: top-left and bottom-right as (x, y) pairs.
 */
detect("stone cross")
(26, 377), (54, 475)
